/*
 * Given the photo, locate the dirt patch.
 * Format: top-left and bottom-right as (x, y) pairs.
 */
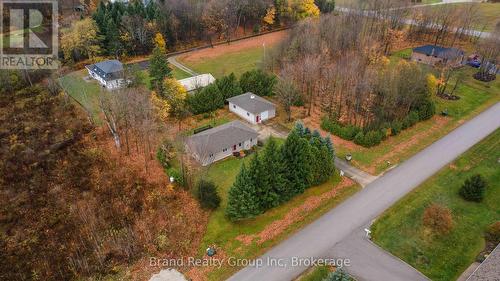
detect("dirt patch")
(179, 30), (288, 63)
(236, 178), (355, 246)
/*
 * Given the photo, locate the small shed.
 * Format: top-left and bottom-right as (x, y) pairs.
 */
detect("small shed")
(227, 93), (276, 124)
(178, 74), (215, 93)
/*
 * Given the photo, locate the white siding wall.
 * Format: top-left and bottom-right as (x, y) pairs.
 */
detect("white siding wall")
(87, 69), (124, 90)
(229, 102), (257, 124)
(189, 137), (258, 166)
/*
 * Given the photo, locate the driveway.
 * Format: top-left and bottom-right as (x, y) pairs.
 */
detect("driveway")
(228, 102), (500, 281)
(329, 228), (429, 281)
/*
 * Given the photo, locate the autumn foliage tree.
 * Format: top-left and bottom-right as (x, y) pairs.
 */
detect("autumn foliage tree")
(422, 204), (453, 234)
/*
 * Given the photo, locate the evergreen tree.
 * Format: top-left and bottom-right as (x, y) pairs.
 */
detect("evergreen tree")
(459, 174), (487, 202)
(105, 18), (122, 57)
(216, 73), (243, 100)
(315, 0), (335, 13)
(294, 121), (306, 136)
(239, 69), (276, 97)
(260, 138), (288, 207)
(149, 46), (172, 91)
(324, 136), (334, 154)
(281, 130), (313, 198)
(186, 83), (224, 114)
(195, 180), (221, 210)
(226, 164), (262, 220)
(324, 268), (350, 281)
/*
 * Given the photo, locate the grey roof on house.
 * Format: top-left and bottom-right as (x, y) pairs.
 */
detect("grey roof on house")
(467, 243), (500, 281)
(186, 120), (258, 158)
(85, 60), (124, 81)
(413, 45), (464, 59)
(227, 93), (275, 115)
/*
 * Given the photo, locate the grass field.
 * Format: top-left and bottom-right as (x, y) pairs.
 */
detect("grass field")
(334, 51), (500, 174)
(299, 266), (332, 281)
(195, 145), (360, 280)
(180, 46), (266, 78)
(417, 3), (500, 32)
(371, 129), (500, 281)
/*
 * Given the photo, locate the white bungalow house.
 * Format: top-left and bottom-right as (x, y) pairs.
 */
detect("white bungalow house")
(227, 93), (276, 124)
(186, 120), (258, 166)
(178, 74), (215, 93)
(85, 60), (126, 90)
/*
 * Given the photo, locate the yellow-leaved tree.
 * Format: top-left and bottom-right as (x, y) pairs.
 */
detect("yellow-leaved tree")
(157, 78), (190, 130)
(263, 6), (276, 26)
(290, 0), (320, 20)
(61, 18), (102, 62)
(153, 33), (167, 52)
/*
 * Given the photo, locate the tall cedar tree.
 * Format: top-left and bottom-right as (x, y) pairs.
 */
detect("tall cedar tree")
(239, 70), (276, 97)
(187, 83), (224, 114)
(281, 130), (313, 198)
(149, 46), (172, 91)
(260, 138), (288, 208)
(215, 73), (243, 100)
(226, 164), (262, 220)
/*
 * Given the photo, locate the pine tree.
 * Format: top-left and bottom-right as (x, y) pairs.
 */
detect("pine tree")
(196, 180), (221, 210)
(281, 130), (313, 198)
(215, 73), (243, 100)
(226, 164), (262, 221)
(324, 135), (334, 154)
(260, 137), (287, 208)
(459, 174), (487, 202)
(149, 46), (172, 91)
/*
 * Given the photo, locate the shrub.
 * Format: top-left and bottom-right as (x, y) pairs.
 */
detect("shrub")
(354, 131), (365, 146)
(215, 73), (243, 100)
(402, 111), (420, 129)
(391, 120), (403, 136)
(323, 268), (350, 281)
(422, 204), (453, 234)
(416, 99), (436, 121)
(195, 180), (221, 210)
(459, 174), (487, 202)
(485, 221), (500, 244)
(156, 139), (175, 169)
(167, 167), (184, 187)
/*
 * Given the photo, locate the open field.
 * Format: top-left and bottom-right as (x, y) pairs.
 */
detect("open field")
(371, 129), (500, 281)
(332, 50), (500, 174)
(178, 30), (287, 78)
(189, 145), (359, 280)
(416, 2), (500, 32)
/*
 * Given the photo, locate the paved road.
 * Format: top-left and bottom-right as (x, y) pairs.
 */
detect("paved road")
(330, 228), (429, 281)
(228, 102), (500, 281)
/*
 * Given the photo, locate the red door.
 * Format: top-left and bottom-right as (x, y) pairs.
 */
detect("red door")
(233, 145), (237, 150)
(256, 115), (260, 123)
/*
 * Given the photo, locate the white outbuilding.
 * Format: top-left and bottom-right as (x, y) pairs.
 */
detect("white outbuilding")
(227, 93), (276, 124)
(178, 73), (215, 93)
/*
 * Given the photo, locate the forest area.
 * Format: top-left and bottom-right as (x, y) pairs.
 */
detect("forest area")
(61, 0), (334, 63)
(267, 0), (500, 147)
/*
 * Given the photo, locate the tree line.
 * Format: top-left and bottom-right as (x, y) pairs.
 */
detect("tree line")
(62, 0), (335, 63)
(226, 123), (335, 221)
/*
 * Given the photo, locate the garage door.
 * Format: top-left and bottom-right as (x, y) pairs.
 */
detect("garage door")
(261, 111), (269, 121)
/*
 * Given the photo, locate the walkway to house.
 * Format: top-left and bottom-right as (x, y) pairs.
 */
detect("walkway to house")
(167, 56), (198, 77)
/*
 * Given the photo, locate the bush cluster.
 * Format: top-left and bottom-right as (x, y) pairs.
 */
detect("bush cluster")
(459, 174), (487, 202)
(422, 203), (453, 234)
(195, 180), (221, 210)
(226, 123), (335, 221)
(321, 104), (434, 148)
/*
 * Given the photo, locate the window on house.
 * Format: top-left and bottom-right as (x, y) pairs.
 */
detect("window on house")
(223, 148), (227, 152)
(209, 153), (214, 158)
(247, 112), (250, 116)
(250, 138), (253, 142)
(239, 143), (242, 147)
(233, 105), (236, 109)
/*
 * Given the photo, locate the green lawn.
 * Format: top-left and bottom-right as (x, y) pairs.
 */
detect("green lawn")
(178, 46), (267, 79)
(59, 70), (104, 122)
(335, 54), (500, 174)
(371, 129), (500, 281)
(198, 146), (360, 280)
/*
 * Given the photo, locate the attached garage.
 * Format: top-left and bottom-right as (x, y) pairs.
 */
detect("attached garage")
(227, 93), (276, 125)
